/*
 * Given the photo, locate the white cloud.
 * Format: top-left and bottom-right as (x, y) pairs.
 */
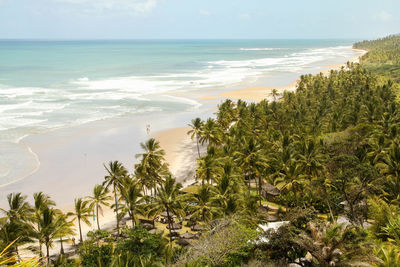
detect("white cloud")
(54, 0), (159, 14)
(199, 9), (210, 16)
(373, 11), (394, 22)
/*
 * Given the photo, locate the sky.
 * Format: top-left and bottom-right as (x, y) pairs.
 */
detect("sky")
(0, 0), (399, 39)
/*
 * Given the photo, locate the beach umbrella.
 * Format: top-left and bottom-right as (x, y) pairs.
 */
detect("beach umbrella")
(177, 238), (191, 246)
(191, 223), (204, 232)
(181, 232), (196, 239)
(166, 222), (182, 230)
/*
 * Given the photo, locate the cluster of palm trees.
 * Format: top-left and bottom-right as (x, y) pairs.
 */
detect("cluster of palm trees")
(0, 192), (75, 265)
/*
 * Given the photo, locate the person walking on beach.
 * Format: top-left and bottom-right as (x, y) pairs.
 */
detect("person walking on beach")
(146, 124), (151, 135)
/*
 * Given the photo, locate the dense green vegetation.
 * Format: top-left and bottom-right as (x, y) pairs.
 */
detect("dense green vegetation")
(1, 36), (400, 266)
(354, 35), (400, 83)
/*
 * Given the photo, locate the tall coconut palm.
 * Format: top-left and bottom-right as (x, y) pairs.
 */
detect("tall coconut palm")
(217, 99), (237, 130)
(188, 185), (221, 222)
(234, 138), (269, 203)
(196, 155), (220, 185)
(136, 138), (168, 196)
(119, 179), (146, 227)
(103, 160), (128, 235)
(377, 144), (400, 200)
(0, 193), (33, 258)
(198, 118), (222, 147)
(188, 117), (204, 158)
(295, 139), (324, 179)
(212, 170), (242, 216)
(275, 162), (306, 207)
(34, 208), (70, 265)
(148, 176), (186, 243)
(33, 192), (55, 257)
(87, 184), (111, 231)
(72, 198), (91, 243)
(1, 193), (33, 223)
(54, 212), (75, 256)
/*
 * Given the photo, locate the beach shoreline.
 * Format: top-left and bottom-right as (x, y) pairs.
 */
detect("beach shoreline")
(5, 46), (367, 259)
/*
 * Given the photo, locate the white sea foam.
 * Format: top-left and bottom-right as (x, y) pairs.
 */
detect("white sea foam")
(0, 45), (358, 137)
(161, 95), (202, 109)
(240, 48), (282, 51)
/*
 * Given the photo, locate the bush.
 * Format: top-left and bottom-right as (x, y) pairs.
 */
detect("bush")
(79, 242), (113, 267)
(115, 226), (167, 261)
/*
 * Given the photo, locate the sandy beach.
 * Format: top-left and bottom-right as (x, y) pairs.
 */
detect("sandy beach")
(219, 81), (298, 102)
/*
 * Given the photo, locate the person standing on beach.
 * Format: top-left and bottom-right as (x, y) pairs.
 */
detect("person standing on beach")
(146, 124), (151, 135)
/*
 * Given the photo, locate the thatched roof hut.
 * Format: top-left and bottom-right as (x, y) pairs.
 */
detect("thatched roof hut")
(166, 223), (182, 230)
(267, 214), (279, 222)
(149, 228), (163, 235)
(262, 183), (280, 196)
(161, 211), (176, 218)
(181, 231), (196, 239)
(177, 238), (191, 246)
(191, 223), (204, 232)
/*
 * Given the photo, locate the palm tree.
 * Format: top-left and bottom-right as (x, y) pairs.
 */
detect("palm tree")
(235, 138), (269, 202)
(377, 144), (400, 200)
(1, 193), (33, 223)
(217, 99), (237, 130)
(212, 167), (242, 216)
(275, 162), (306, 207)
(73, 198), (91, 243)
(103, 160), (128, 236)
(54, 212), (75, 255)
(198, 118), (221, 146)
(0, 193), (33, 258)
(136, 138), (168, 197)
(295, 139), (324, 179)
(188, 185), (220, 222)
(148, 176), (186, 243)
(34, 208), (71, 265)
(119, 179), (146, 227)
(270, 88), (279, 101)
(196, 155), (220, 185)
(87, 184), (111, 231)
(188, 118), (204, 158)
(33, 192), (55, 257)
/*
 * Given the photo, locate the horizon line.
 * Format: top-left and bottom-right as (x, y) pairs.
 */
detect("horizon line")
(0, 37), (369, 42)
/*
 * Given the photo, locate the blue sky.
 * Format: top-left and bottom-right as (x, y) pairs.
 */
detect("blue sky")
(0, 0), (398, 39)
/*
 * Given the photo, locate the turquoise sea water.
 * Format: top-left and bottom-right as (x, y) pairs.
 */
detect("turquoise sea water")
(0, 39), (360, 186)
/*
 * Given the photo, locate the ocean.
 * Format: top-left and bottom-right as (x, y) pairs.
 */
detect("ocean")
(0, 39), (361, 187)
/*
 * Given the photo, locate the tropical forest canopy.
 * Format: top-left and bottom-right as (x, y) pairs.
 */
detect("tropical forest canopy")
(354, 34), (400, 83)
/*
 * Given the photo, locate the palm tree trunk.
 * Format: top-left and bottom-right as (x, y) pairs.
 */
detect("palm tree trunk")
(113, 184), (120, 235)
(15, 245), (20, 262)
(247, 174), (251, 199)
(46, 243), (50, 266)
(96, 204), (101, 230)
(39, 240), (43, 257)
(166, 207), (172, 243)
(60, 237), (64, 255)
(196, 136), (201, 158)
(130, 210), (135, 227)
(258, 176), (262, 206)
(78, 218), (83, 243)
(326, 199), (335, 222)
